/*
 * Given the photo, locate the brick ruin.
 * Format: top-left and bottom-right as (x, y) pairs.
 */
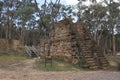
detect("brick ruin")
(40, 19), (109, 69)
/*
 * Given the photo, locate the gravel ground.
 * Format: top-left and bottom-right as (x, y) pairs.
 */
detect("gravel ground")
(0, 70), (120, 80)
(0, 59), (120, 80)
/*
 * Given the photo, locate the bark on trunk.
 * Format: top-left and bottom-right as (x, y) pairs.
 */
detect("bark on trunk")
(112, 26), (116, 56)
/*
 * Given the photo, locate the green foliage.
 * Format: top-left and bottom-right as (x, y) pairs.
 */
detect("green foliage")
(60, 5), (74, 19)
(0, 1), (3, 11)
(14, 0), (36, 22)
(108, 2), (120, 17)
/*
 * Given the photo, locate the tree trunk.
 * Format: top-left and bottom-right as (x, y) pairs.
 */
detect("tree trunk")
(20, 23), (25, 45)
(112, 26), (116, 55)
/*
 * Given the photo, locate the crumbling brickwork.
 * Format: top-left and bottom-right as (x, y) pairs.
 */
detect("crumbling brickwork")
(40, 19), (109, 69)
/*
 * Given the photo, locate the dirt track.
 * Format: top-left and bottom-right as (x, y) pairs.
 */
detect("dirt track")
(0, 59), (120, 80)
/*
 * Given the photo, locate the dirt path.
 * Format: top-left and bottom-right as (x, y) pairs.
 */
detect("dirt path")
(0, 58), (120, 80)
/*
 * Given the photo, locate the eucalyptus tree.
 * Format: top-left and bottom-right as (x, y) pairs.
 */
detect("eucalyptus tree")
(34, 0), (61, 56)
(78, 3), (110, 54)
(0, 1), (3, 38)
(77, 0), (120, 55)
(0, 1), (3, 19)
(0, 0), (22, 44)
(103, 0), (120, 55)
(14, 0), (37, 45)
(77, 1), (108, 45)
(83, 4), (107, 41)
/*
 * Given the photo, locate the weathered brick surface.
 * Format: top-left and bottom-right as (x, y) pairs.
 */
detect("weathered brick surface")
(40, 19), (109, 69)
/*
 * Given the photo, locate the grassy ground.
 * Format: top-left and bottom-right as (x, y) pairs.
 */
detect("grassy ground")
(35, 58), (88, 71)
(35, 56), (120, 71)
(1, 52), (120, 71)
(107, 55), (120, 70)
(0, 53), (27, 68)
(107, 56), (120, 63)
(0, 52), (88, 71)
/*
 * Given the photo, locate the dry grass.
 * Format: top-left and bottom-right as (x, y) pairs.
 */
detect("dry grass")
(0, 53), (27, 69)
(107, 55), (120, 70)
(35, 58), (88, 71)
